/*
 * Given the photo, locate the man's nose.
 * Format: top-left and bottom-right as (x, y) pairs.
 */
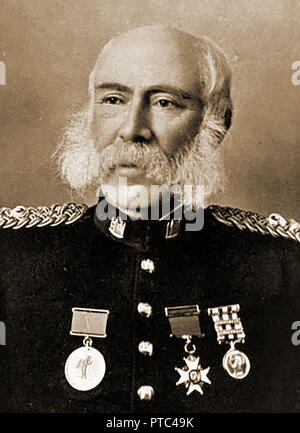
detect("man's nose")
(119, 99), (152, 143)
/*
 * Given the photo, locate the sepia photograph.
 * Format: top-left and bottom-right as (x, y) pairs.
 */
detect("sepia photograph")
(0, 0), (299, 418)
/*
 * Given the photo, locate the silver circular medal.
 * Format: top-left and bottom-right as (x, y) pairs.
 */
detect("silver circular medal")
(65, 346), (106, 391)
(222, 348), (250, 379)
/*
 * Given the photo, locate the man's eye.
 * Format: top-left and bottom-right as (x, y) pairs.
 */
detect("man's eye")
(154, 99), (180, 109)
(101, 96), (124, 105)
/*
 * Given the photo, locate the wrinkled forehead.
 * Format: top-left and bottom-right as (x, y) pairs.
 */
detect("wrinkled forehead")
(93, 27), (201, 96)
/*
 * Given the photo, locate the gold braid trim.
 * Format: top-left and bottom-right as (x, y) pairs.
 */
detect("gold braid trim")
(0, 203), (89, 229)
(208, 205), (300, 243)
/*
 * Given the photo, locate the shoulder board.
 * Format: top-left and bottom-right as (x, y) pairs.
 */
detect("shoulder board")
(0, 203), (89, 229)
(208, 204), (300, 244)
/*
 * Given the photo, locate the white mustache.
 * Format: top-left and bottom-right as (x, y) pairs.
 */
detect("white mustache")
(99, 139), (169, 171)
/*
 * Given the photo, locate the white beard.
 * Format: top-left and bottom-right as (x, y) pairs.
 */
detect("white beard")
(53, 105), (226, 210)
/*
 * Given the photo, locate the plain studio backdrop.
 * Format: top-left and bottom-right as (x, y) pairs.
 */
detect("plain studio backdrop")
(0, 0), (299, 220)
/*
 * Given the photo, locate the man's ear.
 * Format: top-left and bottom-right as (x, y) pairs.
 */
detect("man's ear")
(224, 107), (232, 131)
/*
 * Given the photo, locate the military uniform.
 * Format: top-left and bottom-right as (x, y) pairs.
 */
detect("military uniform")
(0, 199), (299, 413)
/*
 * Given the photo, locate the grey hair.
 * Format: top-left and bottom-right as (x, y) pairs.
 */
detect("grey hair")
(192, 35), (232, 145)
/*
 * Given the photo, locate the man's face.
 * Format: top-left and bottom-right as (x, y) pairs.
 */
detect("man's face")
(92, 27), (204, 197)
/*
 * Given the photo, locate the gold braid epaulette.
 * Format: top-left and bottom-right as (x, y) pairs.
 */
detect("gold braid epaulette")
(1, 202), (299, 243)
(208, 205), (300, 243)
(0, 203), (89, 229)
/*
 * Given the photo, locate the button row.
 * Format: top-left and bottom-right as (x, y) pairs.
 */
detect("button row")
(137, 291), (154, 400)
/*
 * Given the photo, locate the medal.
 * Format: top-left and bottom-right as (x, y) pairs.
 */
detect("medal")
(222, 343), (250, 379)
(65, 307), (109, 391)
(175, 335), (211, 395)
(208, 304), (251, 379)
(165, 305), (211, 395)
(65, 338), (106, 391)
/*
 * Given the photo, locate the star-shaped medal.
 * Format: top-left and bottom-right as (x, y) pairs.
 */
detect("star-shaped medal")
(175, 355), (211, 395)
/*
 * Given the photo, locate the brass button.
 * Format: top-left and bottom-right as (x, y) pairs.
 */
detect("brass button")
(141, 259), (155, 273)
(137, 302), (152, 318)
(137, 385), (154, 401)
(138, 341), (153, 356)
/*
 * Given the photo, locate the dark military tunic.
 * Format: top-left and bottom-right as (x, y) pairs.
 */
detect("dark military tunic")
(0, 200), (299, 413)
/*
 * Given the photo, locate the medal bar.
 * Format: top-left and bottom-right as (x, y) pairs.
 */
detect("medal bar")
(65, 308), (109, 392)
(165, 305), (211, 396)
(208, 304), (251, 380)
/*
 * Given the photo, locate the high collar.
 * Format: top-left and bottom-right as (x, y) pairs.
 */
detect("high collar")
(92, 194), (186, 251)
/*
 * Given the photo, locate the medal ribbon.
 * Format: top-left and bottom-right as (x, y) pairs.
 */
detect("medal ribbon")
(165, 305), (202, 338)
(70, 307), (109, 338)
(207, 304), (245, 344)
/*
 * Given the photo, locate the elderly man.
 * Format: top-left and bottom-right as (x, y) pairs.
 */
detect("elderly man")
(0, 26), (299, 413)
